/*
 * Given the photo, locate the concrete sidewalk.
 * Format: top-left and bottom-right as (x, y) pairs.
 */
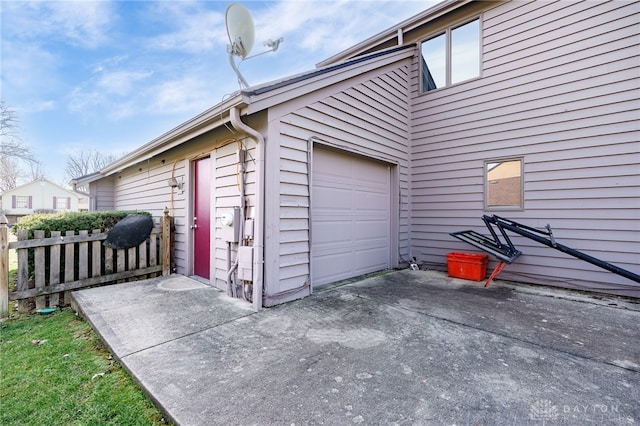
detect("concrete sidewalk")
(72, 270), (639, 425)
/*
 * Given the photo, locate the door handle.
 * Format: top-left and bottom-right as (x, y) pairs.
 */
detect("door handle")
(190, 224), (198, 230)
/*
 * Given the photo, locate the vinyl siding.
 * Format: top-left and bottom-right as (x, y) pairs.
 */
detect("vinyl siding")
(212, 136), (258, 291)
(91, 177), (115, 211)
(409, 0), (640, 295)
(264, 63), (412, 303)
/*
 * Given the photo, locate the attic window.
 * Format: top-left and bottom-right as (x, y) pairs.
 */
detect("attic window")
(421, 18), (480, 92)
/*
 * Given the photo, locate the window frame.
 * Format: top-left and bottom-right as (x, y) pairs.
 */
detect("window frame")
(420, 16), (482, 93)
(15, 195), (29, 209)
(484, 157), (524, 211)
(56, 197), (69, 210)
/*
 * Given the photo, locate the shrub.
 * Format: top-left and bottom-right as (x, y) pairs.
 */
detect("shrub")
(11, 211), (153, 289)
(12, 211), (152, 238)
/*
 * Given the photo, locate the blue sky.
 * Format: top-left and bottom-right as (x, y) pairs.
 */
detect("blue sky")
(2, 0), (438, 186)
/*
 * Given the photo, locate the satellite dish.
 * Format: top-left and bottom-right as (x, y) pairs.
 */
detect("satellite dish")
(226, 4), (255, 59)
(225, 3), (283, 89)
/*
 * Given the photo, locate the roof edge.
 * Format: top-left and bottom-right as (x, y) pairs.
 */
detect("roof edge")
(242, 43), (415, 98)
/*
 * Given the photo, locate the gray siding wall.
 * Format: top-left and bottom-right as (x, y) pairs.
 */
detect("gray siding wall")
(410, 0), (639, 295)
(264, 60), (412, 303)
(211, 134), (259, 291)
(91, 177), (115, 211)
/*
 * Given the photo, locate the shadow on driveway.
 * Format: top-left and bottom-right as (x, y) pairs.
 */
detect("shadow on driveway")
(72, 270), (639, 425)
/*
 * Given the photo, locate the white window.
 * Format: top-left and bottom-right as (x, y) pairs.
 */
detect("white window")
(16, 196), (29, 208)
(421, 18), (480, 92)
(56, 197), (69, 210)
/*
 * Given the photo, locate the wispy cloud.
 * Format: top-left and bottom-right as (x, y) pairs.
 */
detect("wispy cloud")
(96, 70), (154, 96)
(141, 1), (227, 54)
(2, 1), (114, 48)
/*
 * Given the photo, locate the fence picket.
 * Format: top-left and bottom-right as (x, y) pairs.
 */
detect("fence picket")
(79, 230), (89, 281)
(0, 215), (8, 317)
(34, 230), (46, 309)
(64, 230), (75, 304)
(139, 239), (148, 280)
(49, 231), (61, 308)
(16, 230), (29, 313)
(92, 230), (101, 278)
(117, 249), (126, 283)
(105, 247), (114, 275)
(128, 246), (137, 281)
(149, 232), (157, 279)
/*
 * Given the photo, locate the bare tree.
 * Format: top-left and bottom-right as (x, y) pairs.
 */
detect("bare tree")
(0, 157), (19, 192)
(0, 100), (40, 191)
(27, 161), (46, 182)
(64, 149), (119, 182)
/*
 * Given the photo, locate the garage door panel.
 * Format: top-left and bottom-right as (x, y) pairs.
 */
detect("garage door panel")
(354, 247), (389, 272)
(312, 147), (391, 287)
(354, 194), (389, 212)
(314, 186), (353, 209)
(354, 220), (389, 240)
(314, 252), (354, 281)
(313, 221), (353, 244)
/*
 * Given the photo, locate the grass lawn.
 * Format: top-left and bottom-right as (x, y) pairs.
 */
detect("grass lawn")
(0, 310), (169, 425)
(1, 233), (169, 425)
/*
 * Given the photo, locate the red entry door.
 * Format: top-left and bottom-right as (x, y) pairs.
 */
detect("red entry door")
(193, 157), (211, 279)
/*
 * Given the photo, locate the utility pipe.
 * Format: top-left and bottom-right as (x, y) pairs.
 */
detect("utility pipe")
(230, 106), (264, 310)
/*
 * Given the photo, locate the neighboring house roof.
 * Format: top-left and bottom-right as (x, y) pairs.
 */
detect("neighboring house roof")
(94, 44), (416, 178)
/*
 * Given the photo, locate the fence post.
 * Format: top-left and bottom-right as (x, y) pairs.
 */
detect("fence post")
(162, 208), (171, 276)
(0, 215), (8, 318)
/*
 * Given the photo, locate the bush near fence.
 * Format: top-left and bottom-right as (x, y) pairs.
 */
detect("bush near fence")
(13, 211), (151, 238)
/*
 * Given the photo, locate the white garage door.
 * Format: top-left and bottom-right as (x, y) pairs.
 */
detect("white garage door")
(312, 147), (391, 286)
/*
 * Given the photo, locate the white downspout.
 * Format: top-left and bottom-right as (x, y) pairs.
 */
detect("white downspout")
(230, 106), (264, 311)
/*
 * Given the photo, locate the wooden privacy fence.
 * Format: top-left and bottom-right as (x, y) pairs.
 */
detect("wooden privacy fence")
(0, 209), (173, 317)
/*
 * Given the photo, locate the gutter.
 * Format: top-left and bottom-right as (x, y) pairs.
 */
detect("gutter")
(229, 107), (264, 311)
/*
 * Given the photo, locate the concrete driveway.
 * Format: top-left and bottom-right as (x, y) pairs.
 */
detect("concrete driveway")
(72, 270), (639, 425)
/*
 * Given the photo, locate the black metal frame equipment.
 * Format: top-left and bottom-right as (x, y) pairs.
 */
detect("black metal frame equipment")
(450, 215), (640, 287)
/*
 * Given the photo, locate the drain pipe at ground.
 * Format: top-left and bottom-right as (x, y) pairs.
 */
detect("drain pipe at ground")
(230, 106), (264, 311)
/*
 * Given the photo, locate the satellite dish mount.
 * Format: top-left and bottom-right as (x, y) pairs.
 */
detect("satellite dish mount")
(226, 4), (283, 88)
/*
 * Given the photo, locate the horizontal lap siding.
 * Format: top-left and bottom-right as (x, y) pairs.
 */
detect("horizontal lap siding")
(213, 140), (256, 290)
(274, 66), (411, 295)
(93, 178), (115, 210)
(410, 0), (640, 295)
